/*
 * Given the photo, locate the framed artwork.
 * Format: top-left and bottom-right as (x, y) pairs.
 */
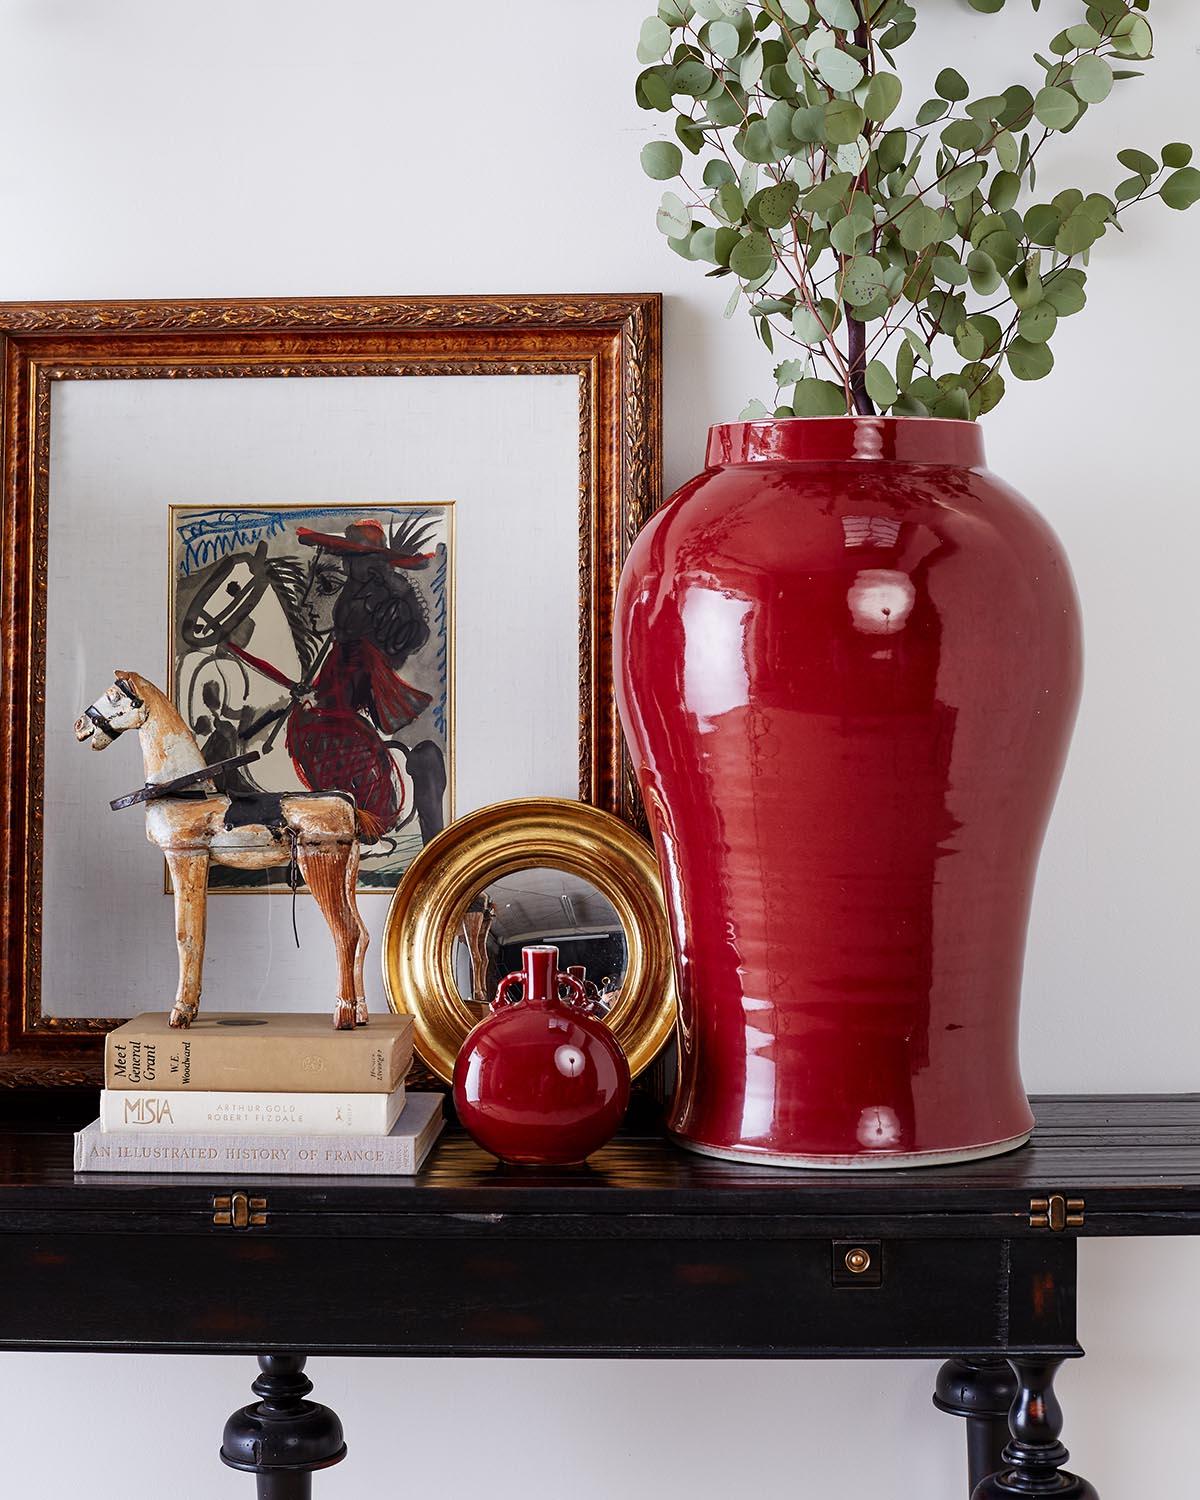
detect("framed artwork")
(0, 294), (661, 1086)
(169, 501), (455, 891)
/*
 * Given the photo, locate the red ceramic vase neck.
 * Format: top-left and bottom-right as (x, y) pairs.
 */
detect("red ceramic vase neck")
(522, 945), (560, 1004)
(706, 415), (986, 469)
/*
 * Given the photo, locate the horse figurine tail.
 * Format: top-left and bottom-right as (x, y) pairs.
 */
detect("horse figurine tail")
(355, 807), (388, 845)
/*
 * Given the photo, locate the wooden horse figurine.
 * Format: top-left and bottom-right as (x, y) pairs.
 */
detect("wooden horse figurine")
(74, 671), (370, 1030)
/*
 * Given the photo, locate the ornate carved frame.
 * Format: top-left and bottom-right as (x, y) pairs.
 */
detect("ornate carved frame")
(0, 295), (662, 1087)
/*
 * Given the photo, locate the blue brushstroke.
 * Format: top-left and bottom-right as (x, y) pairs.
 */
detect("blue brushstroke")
(176, 510), (287, 575)
(175, 504), (447, 576)
(430, 542), (449, 739)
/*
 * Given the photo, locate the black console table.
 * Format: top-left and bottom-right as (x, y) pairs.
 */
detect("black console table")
(1, 1094), (1196, 1499)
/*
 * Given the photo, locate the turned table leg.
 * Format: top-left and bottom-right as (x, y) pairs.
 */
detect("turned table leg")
(934, 1358), (1020, 1496)
(221, 1354), (347, 1500)
(972, 1356), (1098, 1498)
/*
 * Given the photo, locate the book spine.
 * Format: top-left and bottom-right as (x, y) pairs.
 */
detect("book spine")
(104, 1030), (410, 1092)
(99, 1086), (404, 1136)
(74, 1112), (443, 1176)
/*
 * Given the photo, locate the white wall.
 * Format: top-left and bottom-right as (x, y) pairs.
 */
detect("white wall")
(0, 0), (1197, 1493)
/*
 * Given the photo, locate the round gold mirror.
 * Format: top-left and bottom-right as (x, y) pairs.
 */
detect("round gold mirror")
(381, 798), (677, 1082)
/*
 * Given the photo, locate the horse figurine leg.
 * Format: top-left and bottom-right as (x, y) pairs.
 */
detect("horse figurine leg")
(165, 849), (210, 1028)
(344, 842), (370, 1026)
(297, 843), (360, 1030)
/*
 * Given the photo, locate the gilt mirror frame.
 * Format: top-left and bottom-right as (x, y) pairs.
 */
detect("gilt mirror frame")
(0, 294), (661, 1086)
(381, 797), (678, 1084)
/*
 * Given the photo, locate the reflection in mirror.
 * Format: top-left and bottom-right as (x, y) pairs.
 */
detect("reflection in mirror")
(454, 868), (627, 1017)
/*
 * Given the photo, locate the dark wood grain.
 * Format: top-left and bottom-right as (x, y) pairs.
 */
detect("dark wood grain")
(3, 1097), (1200, 1237)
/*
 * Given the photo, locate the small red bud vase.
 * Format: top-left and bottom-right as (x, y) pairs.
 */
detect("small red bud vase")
(452, 945), (631, 1166)
(615, 417), (1082, 1169)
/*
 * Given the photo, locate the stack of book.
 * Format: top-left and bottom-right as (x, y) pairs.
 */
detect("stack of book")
(74, 1011), (443, 1175)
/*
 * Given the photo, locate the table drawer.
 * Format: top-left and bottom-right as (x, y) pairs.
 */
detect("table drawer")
(0, 1230), (1076, 1357)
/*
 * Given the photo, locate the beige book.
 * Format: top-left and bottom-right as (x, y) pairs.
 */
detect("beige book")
(104, 1011), (413, 1093)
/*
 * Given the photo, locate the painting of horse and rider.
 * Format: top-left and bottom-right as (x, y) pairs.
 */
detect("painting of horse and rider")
(168, 502), (453, 891)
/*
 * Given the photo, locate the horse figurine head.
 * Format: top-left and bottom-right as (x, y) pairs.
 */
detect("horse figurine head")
(74, 673), (151, 750)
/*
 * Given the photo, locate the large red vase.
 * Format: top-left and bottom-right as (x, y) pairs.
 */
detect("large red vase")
(615, 417), (1082, 1168)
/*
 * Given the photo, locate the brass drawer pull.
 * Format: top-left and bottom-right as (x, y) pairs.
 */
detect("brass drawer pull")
(212, 1192), (268, 1228)
(1029, 1194), (1084, 1231)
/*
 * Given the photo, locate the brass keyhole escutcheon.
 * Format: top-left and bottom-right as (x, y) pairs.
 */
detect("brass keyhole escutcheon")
(844, 1246), (872, 1275)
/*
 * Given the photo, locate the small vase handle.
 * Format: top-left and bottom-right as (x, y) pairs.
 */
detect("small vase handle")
(556, 972), (594, 1014)
(491, 972), (526, 1012)
(490, 971), (595, 1014)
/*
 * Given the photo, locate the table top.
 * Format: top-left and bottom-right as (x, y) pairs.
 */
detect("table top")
(2, 1094), (1199, 1238)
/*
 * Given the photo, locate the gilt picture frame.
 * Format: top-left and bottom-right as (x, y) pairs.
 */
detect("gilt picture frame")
(0, 294), (662, 1086)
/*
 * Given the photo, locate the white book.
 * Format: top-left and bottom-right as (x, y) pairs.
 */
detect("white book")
(75, 1093), (444, 1175)
(99, 1081), (406, 1136)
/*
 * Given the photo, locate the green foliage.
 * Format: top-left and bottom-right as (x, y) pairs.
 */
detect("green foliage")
(635, 0), (1195, 418)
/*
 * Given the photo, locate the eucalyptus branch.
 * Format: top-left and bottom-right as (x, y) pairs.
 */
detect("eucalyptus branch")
(636, 0), (1198, 418)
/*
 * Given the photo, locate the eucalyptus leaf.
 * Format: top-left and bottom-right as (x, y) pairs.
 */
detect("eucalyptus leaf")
(1162, 167), (1200, 211)
(1042, 268), (1086, 315)
(774, 358), (810, 385)
(1018, 302), (1058, 343)
(813, 0), (858, 31)
(793, 378), (848, 414)
(995, 130), (1019, 173)
(842, 255), (885, 305)
(707, 19), (742, 57)
(944, 162), (987, 202)
(967, 249), (1001, 295)
(1034, 86), (1079, 130)
(672, 60), (716, 97)
(739, 397), (771, 419)
(1055, 208), (1102, 255)
(1022, 203), (1061, 246)
(637, 16), (673, 63)
(748, 181), (801, 227)
(655, 191), (692, 238)
(1007, 338), (1055, 381)
(989, 171), (1021, 212)
(935, 68), (969, 103)
(942, 119), (986, 152)
(729, 230), (776, 279)
(739, 42), (765, 91)
(933, 254), (969, 286)
(641, 141), (685, 180)
(864, 72), (902, 122)
(1117, 147), (1158, 179)
(815, 47), (864, 92)
(1072, 55), (1113, 104)
(793, 304), (833, 342)
(824, 97), (866, 145)
(703, 158), (738, 188)
(865, 360), (898, 408)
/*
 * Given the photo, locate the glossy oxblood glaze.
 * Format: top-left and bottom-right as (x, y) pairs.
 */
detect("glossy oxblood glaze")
(615, 418), (1082, 1165)
(452, 946), (631, 1166)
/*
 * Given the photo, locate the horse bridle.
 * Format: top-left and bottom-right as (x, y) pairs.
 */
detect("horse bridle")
(84, 678), (145, 741)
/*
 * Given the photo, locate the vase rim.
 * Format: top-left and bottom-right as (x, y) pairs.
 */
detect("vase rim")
(706, 415), (986, 469)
